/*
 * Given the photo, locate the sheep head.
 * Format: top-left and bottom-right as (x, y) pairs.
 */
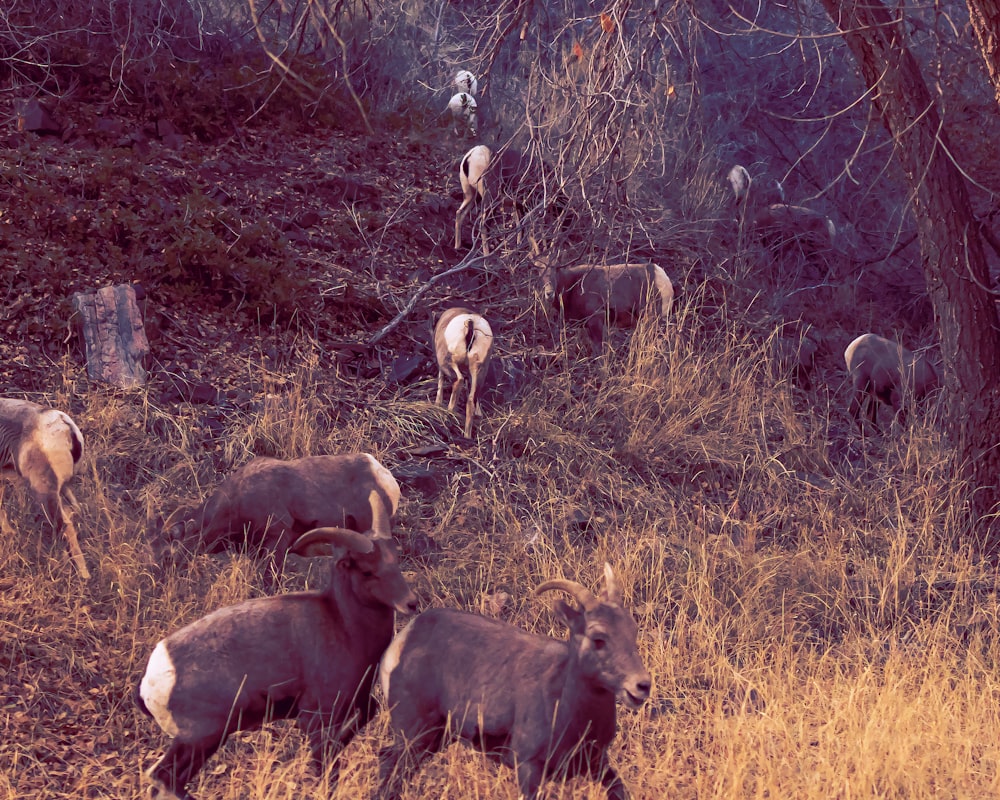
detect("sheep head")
(536, 564), (651, 708)
(291, 523), (418, 615)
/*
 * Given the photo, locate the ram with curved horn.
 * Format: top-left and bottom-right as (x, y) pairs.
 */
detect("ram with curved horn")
(377, 563), (650, 800)
(136, 489), (419, 800)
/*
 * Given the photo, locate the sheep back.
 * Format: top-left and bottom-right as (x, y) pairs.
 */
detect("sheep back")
(380, 608), (596, 759)
(165, 453), (399, 553)
(141, 585), (398, 743)
(552, 263), (673, 345)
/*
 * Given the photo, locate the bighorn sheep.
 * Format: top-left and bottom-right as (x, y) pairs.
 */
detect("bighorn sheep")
(378, 563), (651, 800)
(156, 453), (400, 578)
(0, 398), (89, 578)
(454, 69), (478, 97)
(728, 164), (835, 253)
(446, 92), (478, 138)
(844, 333), (940, 429)
(433, 307), (495, 439)
(454, 145), (563, 255)
(137, 489), (419, 800)
(535, 254), (675, 350)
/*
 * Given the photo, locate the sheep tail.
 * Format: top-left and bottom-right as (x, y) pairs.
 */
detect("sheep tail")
(464, 318), (476, 354)
(133, 682), (153, 718)
(68, 420), (84, 465)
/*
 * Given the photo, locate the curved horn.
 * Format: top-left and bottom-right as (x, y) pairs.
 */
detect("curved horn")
(290, 527), (374, 558)
(602, 563), (621, 604)
(534, 578), (600, 611)
(368, 489), (391, 540)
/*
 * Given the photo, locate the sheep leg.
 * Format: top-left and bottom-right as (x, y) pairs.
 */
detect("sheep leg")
(259, 522), (296, 589)
(0, 485), (13, 536)
(435, 369), (448, 406)
(599, 763), (629, 800)
(33, 478), (90, 579)
(515, 760), (545, 800)
(889, 386), (906, 427)
(849, 383), (878, 433)
(146, 737), (221, 800)
(377, 728), (446, 800)
(585, 316), (605, 353)
(866, 393), (881, 430)
(847, 385), (863, 424)
(464, 363), (479, 438)
(478, 185), (491, 257)
(448, 366), (466, 413)
(455, 196), (475, 249)
(58, 514), (90, 580)
(297, 709), (351, 782)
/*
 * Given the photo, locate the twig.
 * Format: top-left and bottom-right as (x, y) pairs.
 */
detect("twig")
(367, 253), (487, 347)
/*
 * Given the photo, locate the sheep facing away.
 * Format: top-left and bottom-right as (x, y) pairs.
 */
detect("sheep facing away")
(377, 563), (651, 800)
(728, 164), (835, 254)
(446, 91), (478, 137)
(454, 145), (565, 255)
(535, 254), (675, 350)
(433, 307), (495, 438)
(844, 333), (940, 429)
(155, 453), (400, 577)
(0, 398), (89, 578)
(454, 69), (478, 97)
(137, 491), (419, 800)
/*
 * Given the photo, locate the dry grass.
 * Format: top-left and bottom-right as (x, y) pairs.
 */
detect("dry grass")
(2, 284), (998, 800)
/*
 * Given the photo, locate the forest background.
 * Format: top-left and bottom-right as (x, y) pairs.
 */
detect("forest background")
(2, 1), (1000, 798)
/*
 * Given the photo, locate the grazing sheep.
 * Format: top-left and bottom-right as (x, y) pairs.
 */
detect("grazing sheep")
(454, 145), (563, 255)
(446, 92), (478, 137)
(771, 324), (822, 390)
(535, 254), (674, 350)
(156, 453), (400, 578)
(137, 490), (419, 800)
(434, 307), (495, 438)
(0, 398), (89, 578)
(728, 164), (835, 253)
(378, 563), (651, 800)
(454, 69), (478, 97)
(844, 333), (940, 429)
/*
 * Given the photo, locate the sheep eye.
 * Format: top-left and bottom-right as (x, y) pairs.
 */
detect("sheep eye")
(592, 636), (607, 651)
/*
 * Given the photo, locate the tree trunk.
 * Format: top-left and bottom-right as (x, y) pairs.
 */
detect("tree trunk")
(820, 0), (1000, 554)
(967, 1), (1000, 108)
(72, 284), (151, 389)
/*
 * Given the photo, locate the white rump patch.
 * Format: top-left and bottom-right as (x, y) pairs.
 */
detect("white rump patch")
(140, 641), (180, 738)
(844, 334), (869, 372)
(379, 617), (417, 701)
(366, 454), (401, 515)
(455, 70), (478, 96)
(651, 266), (674, 317)
(444, 314), (493, 360)
(462, 146), (492, 192)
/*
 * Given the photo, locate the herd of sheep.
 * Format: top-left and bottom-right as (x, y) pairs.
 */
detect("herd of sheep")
(0, 69), (944, 800)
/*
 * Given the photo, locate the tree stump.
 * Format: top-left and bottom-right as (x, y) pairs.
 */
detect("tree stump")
(72, 284), (150, 388)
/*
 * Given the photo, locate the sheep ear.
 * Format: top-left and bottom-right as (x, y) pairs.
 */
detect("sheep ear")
(601, 563), (622, 604)
(160, 506), (190, 541)
(555, 599), (586, 633)
(528, 235), (541, 258)
(291, 527), (374, 558)
(727, 165), (750, 199)
(368, 489), (392, 540)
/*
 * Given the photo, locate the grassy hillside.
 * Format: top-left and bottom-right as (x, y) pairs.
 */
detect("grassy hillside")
(2, 193), (998, 798)
(3, 4), (1000, 792)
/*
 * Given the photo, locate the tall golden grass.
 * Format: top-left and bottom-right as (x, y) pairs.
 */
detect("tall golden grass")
(2, 284), (997, 800)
